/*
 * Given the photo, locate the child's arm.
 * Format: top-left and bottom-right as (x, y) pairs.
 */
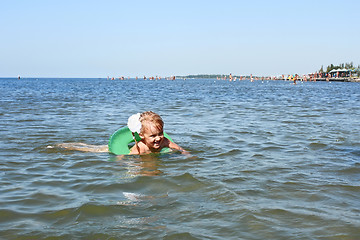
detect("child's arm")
(168, 140), (189, 154)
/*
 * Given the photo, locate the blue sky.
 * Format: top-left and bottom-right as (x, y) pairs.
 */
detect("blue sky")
(1, 0), (359, 77)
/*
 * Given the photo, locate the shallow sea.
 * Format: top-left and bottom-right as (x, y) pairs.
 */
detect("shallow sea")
(0, 78), (359, 239)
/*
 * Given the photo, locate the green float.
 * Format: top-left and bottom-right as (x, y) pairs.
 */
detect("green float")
(108, 126), (173, 155)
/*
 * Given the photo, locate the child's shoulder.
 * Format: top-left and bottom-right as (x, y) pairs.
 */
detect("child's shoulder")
(129, 142), (146, 154)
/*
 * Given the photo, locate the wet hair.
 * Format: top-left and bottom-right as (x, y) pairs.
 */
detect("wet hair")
(139, 111), (164, 133)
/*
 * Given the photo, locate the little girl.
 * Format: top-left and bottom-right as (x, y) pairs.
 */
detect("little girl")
(129, 111), (186, 154)
(56, 111), (186, 155)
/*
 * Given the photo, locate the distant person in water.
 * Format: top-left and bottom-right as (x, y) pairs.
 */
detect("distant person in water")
(293, 74), (297, 85)
(128, 111), (186, 154)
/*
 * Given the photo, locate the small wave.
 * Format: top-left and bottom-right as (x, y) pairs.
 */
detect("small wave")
(336, 166), (360, 174)
(39, 203), (134, 224)
(321, 183), (360, 192)
(213, 149), (242, 157)
(163, 232), (200, 239)
(0, 209), (25, 223)
(167, 173), (207, 192)
(261, 145), (286, 151)
(308, 142), (328, 150)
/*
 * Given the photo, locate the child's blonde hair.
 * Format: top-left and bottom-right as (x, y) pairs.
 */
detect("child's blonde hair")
(139, 111), (164, 133)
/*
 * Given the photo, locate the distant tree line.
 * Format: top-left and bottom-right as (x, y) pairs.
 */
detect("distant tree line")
(319, 62), (359, 73)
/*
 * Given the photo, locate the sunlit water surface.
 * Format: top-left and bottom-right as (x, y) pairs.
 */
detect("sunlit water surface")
(1, 78), (359, 239)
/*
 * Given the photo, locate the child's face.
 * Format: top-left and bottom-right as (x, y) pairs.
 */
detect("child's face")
(140, 123), (164, 151)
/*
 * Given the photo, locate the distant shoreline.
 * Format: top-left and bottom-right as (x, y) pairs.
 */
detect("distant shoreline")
(1, 76), (359, 82)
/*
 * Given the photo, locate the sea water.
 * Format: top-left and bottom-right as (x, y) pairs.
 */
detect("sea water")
(0, 78), (359, 239)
